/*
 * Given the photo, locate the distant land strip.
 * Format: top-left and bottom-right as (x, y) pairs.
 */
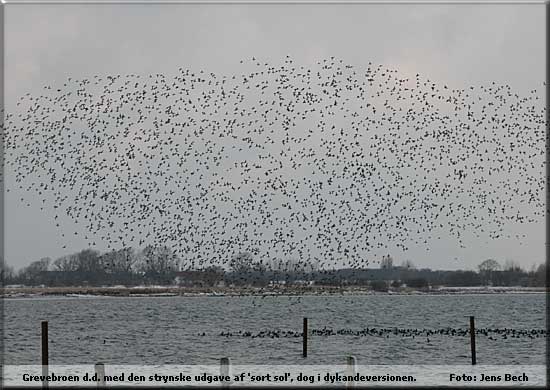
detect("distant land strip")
(2, 285), (547, 298)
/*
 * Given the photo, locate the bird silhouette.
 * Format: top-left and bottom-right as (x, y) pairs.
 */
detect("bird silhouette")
(1, 56), (546, 279)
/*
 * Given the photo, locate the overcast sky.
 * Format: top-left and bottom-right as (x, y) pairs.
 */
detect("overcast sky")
(4, 2), (546, 271)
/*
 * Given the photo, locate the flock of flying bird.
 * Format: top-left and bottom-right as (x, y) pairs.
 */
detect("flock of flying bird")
(3, 56), (546, 271)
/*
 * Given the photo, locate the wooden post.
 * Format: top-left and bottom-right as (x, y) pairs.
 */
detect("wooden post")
(346, 356), (356, 388)
(220, 357), (231, 387)
(302, 317), (308, 358)
(41, 321), (48, 389)
(95, 363), (105, 388)
(470, 316), (476, 365)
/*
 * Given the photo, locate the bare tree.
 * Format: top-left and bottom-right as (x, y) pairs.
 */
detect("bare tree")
(139, 245), (180, 280)
(380, 255), (394, 269)
(503, 259), (522, 272)
(53, 254), (79, 272)
(478, 258), (501, 286)
(1, 262), (15, 285)
(100, 247), (136, 274)
(75, 249), (102, 274)
(401, 259), (415, 269)
(229, 252), (254, 273)
(18, 257), (51, 284)
(534, 263), (546, 286)
(478, 259), (501, 273)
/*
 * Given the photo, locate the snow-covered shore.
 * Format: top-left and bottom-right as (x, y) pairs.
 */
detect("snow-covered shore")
(2, 285), (547, 299)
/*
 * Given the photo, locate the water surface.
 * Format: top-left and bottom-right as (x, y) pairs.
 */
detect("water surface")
(4, 294), (546, 365)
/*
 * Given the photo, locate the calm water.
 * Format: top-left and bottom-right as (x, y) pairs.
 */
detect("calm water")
(4, 294), (546, 365)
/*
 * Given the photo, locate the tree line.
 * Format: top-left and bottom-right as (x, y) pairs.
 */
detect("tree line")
(1, 248), (546, 289)
(2, 246), (180, 286)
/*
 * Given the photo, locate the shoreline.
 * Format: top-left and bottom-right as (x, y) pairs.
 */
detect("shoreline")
(2, 285), (547, 298)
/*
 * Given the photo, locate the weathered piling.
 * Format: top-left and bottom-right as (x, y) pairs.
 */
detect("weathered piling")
(470, 316), (476, 365)
(303, 317), (308, 358)
(220, 357), (231, 387)
(95, 363), (105, 388)
(346, 355), (356, 388)
(41, 321), (48, 389)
